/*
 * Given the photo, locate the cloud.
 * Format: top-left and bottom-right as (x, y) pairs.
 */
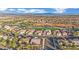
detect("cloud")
(8, 9), (16, 11)
(17, 9), (47, 13)
(0, 8), (48, 14)
(0, 8), (69, 14)
(0, 8), (8, 11)
(17, 9), (26, 12)
(53, 8), (67, 13)
(26, 9), (47, 13)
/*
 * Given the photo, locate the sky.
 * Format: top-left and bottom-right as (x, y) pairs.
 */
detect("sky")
(0, 0), (79, 14)
(0, 8), (79, 14)
(0, 0), (79, 8)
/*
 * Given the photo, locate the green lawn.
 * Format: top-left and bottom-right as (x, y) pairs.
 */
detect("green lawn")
(32, 27), (63, 30)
